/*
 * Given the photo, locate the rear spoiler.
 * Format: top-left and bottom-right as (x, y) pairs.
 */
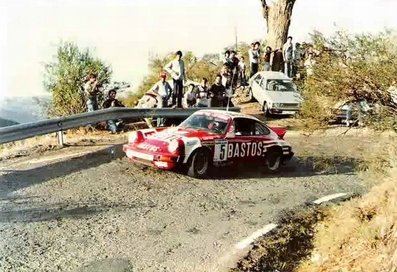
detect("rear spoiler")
(269, 127), (287, 139)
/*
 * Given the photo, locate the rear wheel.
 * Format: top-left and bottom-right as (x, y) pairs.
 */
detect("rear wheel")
(187, 149), (210, 178)
(265, 148), (282, 173)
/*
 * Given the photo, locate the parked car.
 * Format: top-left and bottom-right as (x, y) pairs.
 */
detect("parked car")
(123, 110), (294, 178)
(248, 71), (303, 116)
(331, 99), (374, 126)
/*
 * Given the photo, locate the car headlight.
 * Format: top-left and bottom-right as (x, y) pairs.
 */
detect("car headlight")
(168, 140), (180, 153)
(128, 131), (137, 143)
(273, 103), (281, 108)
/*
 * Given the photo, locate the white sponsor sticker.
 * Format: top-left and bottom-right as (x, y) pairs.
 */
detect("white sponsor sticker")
(214, 140), (228, 162)
(126, 150), (154, 161)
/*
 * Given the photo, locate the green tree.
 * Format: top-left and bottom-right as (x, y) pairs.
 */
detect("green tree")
(44, 42), (112, 117)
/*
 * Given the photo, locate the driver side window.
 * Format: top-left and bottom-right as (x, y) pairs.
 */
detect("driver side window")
(233, 118), (255, 136)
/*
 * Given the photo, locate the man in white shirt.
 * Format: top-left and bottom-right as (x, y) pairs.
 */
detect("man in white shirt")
(151, 71), (172, 108)
(164, 50), (186, 108)
(150, 71), (172, 126)
(238, 56), (247, 87)
(283, 36), (294, 78)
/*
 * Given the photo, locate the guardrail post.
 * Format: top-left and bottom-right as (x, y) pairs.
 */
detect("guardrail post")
(57, 131), (64, 146)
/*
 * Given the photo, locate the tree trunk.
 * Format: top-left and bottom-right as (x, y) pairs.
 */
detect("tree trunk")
(261, 0), (296, 50)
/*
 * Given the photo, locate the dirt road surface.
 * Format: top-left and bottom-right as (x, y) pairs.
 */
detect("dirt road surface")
(0, 133), (373, 272)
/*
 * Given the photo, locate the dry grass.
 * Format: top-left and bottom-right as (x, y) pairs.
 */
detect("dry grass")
(297, 145), (397, 272)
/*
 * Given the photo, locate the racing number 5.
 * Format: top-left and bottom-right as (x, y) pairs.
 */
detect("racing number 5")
(219, 144), (226, 161)
(214, 141), (228, 162)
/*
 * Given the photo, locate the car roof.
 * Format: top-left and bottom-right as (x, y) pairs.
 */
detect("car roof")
(194, 109), (261, 122)
(254, 71), (291, 80)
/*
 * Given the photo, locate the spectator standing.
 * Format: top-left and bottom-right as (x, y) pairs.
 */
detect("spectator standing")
(164, 50), (186, 108)
(150, 72), (173, 126)
(102, 89), (125, 133)
(209, 74), (226, 107)
(293, 42), (304, 78)
(283, 36), (294, 77)
(221, 63), (232, 89)
(195, 78), (210, 107)
(224, 50), (232, 67)
(248, 42), (260, 78)
(263, 46), (272, 71)
(230, 50), (239, 90)
(84, 73), (101, 112)
(238, 56), (247, 87)
(304, 52), (315, 77)
(272, 48), (284, 72)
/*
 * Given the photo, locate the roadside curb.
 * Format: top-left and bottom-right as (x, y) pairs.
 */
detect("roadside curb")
(220, 192), (353, 271)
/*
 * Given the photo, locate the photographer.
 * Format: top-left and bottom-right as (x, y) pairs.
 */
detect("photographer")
(84, 73), (102, 112)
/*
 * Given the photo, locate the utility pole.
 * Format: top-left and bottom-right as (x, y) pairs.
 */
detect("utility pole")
(234, 26), (238, 52)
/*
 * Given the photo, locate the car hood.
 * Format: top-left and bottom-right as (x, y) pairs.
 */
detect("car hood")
(134, 127), (222, 153)
(150, 127), (222, 141)
(266, 91), (303, 104)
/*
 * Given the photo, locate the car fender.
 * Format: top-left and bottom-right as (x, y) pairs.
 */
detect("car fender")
(181, 137), (202, 164)
(253, 83), (265, 106)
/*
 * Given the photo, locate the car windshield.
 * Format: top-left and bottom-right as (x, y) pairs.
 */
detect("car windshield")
(179, 113), (229, 134)
(266, 79), (296, 92)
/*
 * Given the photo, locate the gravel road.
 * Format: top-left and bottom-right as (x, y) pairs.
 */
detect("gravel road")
(0, 134), (372, 272)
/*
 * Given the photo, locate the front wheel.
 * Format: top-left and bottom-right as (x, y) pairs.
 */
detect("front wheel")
(265, 149), (282, 173)
(187, 149), (210, 178)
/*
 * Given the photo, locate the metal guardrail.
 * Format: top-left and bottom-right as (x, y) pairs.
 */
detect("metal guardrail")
(0, 107), (240, 145)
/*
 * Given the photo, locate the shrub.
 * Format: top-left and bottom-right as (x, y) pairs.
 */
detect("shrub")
(44, 42), (112, 117)
(299, 30), (397, 131)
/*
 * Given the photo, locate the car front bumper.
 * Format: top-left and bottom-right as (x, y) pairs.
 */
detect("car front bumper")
(270, 108), (300, 115)
(123, 144), (182, 170)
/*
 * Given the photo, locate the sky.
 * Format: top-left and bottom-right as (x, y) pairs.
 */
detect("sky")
(0, 0), (397, 98)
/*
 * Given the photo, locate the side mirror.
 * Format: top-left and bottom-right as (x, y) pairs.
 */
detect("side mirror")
(226, 132), (235, 138)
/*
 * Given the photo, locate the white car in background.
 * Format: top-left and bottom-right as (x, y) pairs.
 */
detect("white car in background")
(248, 71), (303, 116)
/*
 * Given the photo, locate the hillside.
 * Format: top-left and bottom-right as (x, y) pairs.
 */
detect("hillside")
(0, 117), (19, 128)
(0, 95), (50, 126)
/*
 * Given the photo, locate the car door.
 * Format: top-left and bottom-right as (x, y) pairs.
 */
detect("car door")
(224, 117), (265, 163)
(252, 121), (275, 157)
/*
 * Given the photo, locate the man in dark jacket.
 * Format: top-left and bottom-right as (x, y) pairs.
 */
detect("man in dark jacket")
(209, 74), (227, 107)
(103, 89), (125, 133)
(272, 48), (284, 72)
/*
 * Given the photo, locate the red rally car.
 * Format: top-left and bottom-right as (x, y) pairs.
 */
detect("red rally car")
(123, 110), (294, 178)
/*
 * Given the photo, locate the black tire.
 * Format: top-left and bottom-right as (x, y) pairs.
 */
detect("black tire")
(265, 148), (282, 173)
(187, 149), (210, 178)
(263, 102), (270, 117)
